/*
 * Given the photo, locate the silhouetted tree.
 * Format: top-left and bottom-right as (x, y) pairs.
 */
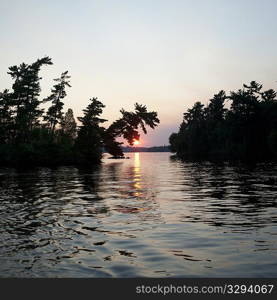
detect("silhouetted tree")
(169, 132), (178, 152)
(105, 103), (160, 157)
(61, 108), (77, 143)
(8, 56), (53, 143)
(205, 90), (227, 157)
(0, 89), (13, 143)
(178, 101), (207, 158)
(44, 71), (71, 136)
(75, 98), (107, 164)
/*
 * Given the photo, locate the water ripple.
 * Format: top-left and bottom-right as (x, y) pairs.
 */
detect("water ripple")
(1, 153), (277, 277)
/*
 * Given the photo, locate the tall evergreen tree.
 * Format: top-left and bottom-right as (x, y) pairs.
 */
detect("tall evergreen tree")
(0, 89), (13, 143)
(75, 98), (107, 164)
(205, 90), (227, 157)
(8, 57), (53, 142)
(61, 108), (77, 143)
(44, 71), (71, 136)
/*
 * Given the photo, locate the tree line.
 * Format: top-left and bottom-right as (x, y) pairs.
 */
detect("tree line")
(122, 145), (170, 152)
(169, 81), (277, 161)
(0, 57), (159, 166)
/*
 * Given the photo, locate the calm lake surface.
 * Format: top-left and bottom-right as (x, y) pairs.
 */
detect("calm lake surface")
(1, 152), (277, 277)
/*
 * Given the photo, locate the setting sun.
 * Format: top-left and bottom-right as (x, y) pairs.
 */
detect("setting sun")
(133, 139), (140, 146)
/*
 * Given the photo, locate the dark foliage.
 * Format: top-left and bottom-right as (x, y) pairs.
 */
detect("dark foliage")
(43, 71), (71, 137)
(169, 81), (277, 162)
(0, 57), (159, 167)
(104, 103), (160, 157)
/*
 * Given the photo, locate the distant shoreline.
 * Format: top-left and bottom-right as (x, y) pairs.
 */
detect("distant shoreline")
(105, 145), (170, 153)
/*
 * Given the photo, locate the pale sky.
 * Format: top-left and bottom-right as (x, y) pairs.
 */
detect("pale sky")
(1, 0), (277, 146)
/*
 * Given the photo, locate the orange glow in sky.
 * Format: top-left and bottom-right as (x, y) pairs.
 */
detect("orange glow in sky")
(133, 139), (140, 146)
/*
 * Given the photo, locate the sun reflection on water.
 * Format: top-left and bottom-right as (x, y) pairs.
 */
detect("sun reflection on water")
(134, 152), (142, 196)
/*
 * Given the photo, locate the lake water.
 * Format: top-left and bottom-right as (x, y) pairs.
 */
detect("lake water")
(0, 152), (277, 277)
